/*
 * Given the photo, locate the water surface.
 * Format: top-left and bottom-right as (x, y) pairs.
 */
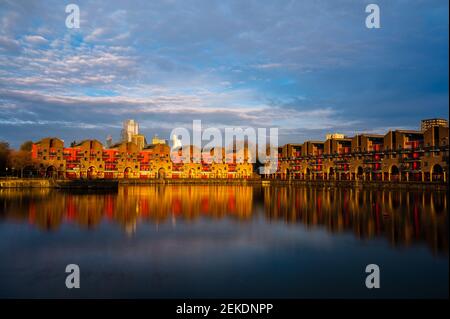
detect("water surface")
(0, 185), (447, 298)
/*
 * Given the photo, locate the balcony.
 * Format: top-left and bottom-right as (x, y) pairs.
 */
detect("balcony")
(400, 163), (421, 172)
(334, 168), (350, 173)
(309, 162), (323, 166)
(363, 158), (382, 164)
(333, 160), (349, 165)
(398, 147), (424, 154)
(399, 157), (421, 163)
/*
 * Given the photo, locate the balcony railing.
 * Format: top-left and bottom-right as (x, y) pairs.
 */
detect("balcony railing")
(399, 157), (421, 163)
(363, 159), (382, 164)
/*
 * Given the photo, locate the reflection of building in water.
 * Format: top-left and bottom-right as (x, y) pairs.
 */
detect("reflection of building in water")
(263, 186), (448, 254)
(116, 185), (254, 224)
(0, 186), (447, 254)
(0, 186), (254, 232)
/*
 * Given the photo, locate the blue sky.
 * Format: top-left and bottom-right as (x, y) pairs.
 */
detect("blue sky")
(0, 0), (448, 148)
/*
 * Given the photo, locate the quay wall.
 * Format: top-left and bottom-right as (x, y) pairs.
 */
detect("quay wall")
(1, 178), (447, 190)
(120, 178), (448, 190)
(0, 178), (53, 188)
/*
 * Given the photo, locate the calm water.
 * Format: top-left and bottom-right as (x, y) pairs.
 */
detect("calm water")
(0, 185), (448, 298)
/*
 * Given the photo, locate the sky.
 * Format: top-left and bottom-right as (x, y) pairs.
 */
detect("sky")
(0, 0), (448, 148)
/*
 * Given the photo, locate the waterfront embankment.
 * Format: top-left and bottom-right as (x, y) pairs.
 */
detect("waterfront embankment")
(121, 178), (448, 190)
(0, 178), (118, 189)
(1, 178), (446, 190)
(0, 178), (53, 188)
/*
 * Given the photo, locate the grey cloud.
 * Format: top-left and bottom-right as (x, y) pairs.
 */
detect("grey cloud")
(0, 35), (20, 53)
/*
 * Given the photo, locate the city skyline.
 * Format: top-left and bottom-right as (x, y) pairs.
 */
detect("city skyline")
(26, 117), (448, 182)
(0, 0), (449, 149)
(5, 117), (448, 151)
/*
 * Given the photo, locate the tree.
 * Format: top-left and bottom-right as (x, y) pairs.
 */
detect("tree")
(20, 140), (33, 151)
(0, 141), (11, 176)
(9, 149), (36, 178)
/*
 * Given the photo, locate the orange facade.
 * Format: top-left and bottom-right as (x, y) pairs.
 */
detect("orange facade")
(32, 139), (253, 179)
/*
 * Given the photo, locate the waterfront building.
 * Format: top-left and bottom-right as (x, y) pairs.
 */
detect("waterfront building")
(302, 141), (324, 180)
(350, 134), (384, 181)
(301, 141), (324, 157)
(282, 144), (302, 160)
(421, 118), (448, 132)
(382, 130), (424, 182)
(29, 119), (448, 182)
(31, 137), (253, 180)
(271, 120), (448, 183)
(131, 134), (147, 151)
(31, 137), (65, 178)
(109, 141), (141, 179)
(140, 143), (172, 179)
(422, 125), (449, 182)
(325, 133), (345, 140)
(64, 139), (105, 179)
(323, 136), (352, 180)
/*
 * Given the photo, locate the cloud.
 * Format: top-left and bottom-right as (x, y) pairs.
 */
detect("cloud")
(253, 63), (285, 69)
(0, 0), (448, 148)
(0, 85), (355, 147)
(0, 35), (20, 53)
(24, 35), (48, 45)
(85, 28), (107, 42)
